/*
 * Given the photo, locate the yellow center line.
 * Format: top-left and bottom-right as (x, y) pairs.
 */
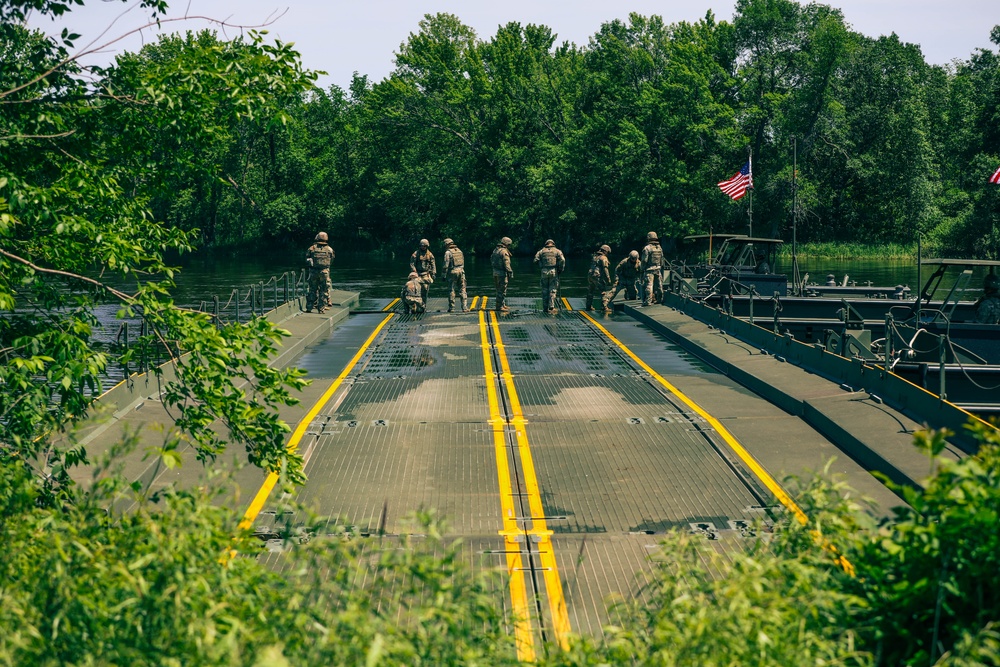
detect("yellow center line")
(561, 297), (573, 311)
(481, 296), (489, 311)
(479, 311), (535, 662)
(490, 311), (572, 649)
(238, 313), (395, 531)
(382, 298), (400, 312)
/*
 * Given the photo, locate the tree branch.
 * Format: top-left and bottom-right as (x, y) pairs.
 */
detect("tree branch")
(0, 247), (135, 302)
(0, 12), (288, 102)
(0, 130), (76, 142)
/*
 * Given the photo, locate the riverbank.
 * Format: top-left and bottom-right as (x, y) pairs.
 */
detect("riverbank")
(778, 242), (918, 260)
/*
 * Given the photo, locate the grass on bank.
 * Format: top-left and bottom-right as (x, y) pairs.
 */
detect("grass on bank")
(778, 242), (918, 260)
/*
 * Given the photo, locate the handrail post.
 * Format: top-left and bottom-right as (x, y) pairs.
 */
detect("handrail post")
(939, 336), (947, 401)
(214, 295), (220, 329)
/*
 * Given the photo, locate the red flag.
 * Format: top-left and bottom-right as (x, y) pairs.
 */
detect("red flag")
(990, 165), (1000, 184)
(718, 160), (753, 201)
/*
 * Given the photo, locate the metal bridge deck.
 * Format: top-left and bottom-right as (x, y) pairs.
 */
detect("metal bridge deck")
(246, 295), (901, 657)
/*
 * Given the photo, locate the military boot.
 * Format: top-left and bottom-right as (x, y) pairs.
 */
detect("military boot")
(461, 297), (469, 312)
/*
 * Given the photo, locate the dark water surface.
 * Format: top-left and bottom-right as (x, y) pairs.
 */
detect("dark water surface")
(168, 249), (984, 308)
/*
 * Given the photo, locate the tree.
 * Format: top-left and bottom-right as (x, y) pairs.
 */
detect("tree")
(1, 0), (316, 501)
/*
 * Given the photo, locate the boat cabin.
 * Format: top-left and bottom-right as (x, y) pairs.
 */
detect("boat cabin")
(709, 237), (787, 296)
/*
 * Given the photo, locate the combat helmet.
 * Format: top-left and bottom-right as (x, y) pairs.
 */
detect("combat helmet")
(419, 238), (430, 248)
(629, 250), (639, 260)
(544, 239), (555, 247)
(500, 236), (512, 246)
(315, 231), (329, 242)
(646, 231), (658, 242)
(443, 238), (454, 246)
(600, 244), (611, 254)
(408, 272), (419, 279)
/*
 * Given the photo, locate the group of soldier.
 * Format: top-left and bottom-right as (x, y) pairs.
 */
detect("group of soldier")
(304, 230), (671, 315)
(306, 232), (663, 313)
(395, 231), (669, 315)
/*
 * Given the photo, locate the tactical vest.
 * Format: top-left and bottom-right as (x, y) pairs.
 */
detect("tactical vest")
(403, 280), (422, 299)
(618, 258), (641, 279)
(643, 244), (663, 272)
(310, 244), (334, 269)
(491, 246), (508, 271)
(448, 247), (465, 270)
(589, 253), (606, 278)
(412, 250), (434, 275)
(537, 247), (560, 270)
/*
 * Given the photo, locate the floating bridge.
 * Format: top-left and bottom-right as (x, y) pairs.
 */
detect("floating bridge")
(80, 290), (989, 660)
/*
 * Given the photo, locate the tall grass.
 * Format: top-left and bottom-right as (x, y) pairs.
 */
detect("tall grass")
(779, 242), (917, 260)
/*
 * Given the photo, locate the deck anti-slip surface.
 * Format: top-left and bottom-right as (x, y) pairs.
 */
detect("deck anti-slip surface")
(248, 295), (901, 654)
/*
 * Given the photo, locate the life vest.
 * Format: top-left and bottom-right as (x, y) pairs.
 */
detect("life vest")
(447, 247), (465, 271)
(309, 244), (334, 269)
(537, 247), (560, 270)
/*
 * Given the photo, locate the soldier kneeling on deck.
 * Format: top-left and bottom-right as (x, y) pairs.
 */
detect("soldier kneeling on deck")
(402, 271), (425, 314)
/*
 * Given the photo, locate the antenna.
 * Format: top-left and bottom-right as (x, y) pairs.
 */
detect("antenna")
(791, 136), (801, 294)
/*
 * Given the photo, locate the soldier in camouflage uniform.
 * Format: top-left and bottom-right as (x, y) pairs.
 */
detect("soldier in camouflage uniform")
(975, 273), (1000, 324)
(586, 244), (613, 312)
(610, 250), (642, 302)
(305, 231), (335, 313)
(409, 238), (436, 306)
(640, 231), (664, 306)
(534, 239), (566, 313)
(491, 236), (513, 312)
(441, 238), (469, 312)
(401, 271), (425, 314)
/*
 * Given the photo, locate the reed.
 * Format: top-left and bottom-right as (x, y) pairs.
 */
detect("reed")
(779, 242), (917, 260)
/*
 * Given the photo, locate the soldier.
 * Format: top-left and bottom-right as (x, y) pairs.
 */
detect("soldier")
(491, 236), (513, 312)
(533, 239), (566, 313)
(640, 231), (664, 306)
(975, 273), (1000, 324)
(305, 231), (335, 313)
(586, 244), (613, 312)
(401, 271), (425, 314)
(441, 238), (469, 313)
(409, 238), (436, 306)
(610, 250), (642, 302)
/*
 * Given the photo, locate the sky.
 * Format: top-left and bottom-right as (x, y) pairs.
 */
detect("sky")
(26, 0), (999, 90)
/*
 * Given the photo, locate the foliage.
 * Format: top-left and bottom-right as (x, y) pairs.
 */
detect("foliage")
(1, 0), (316, 501)
(0, 440), (517, 666)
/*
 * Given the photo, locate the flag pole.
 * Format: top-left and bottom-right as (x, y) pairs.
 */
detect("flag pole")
(791, 136), (801, 294)
(747, 149), (753, 237)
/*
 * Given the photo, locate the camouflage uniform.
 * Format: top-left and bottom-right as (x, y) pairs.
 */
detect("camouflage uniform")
(610, 253), (642, 301)
(409, 241), (436, 305)
(401, 272), (425, 314)
(305, 234), (335, 312)
(441, 239), (468, 312)
(976, 296), (1000, 324)
(586, 246), (612, 312)
(491, 239), (513, 311)
(640, 232), (664, 306)
(534, 240), (566, 313)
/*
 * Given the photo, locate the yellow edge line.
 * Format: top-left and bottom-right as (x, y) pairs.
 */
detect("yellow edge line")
(480, 311), (535, 662)
(490, 311), (572, 649)
(579, 311), (807, 523)
(481, 296), (489, 311)
(561, 297), (573, 311)
(470, 296), (480, 309)
(580, 311), (857, 574)
(382, 297), (400, 312)
(238, 313), (395, 531)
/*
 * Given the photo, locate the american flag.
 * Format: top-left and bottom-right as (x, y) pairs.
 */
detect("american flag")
(718, 160), (753, 200)
(990, 165), (1000, 184)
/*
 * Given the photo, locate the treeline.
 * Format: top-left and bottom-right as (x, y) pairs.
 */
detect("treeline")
(115, 0), (1000, 257)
